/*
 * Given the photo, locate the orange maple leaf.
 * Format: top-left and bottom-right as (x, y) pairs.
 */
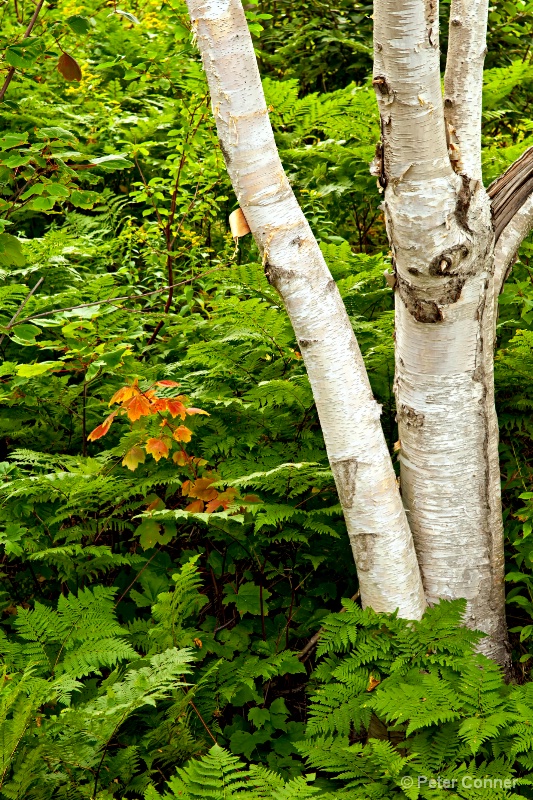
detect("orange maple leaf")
(109, 381), (138, 407)
(123, 393), (152, 422)
(205, 488), (237, 513)
(185, 499), (204, 513)
(166, 398), (188, 419)
(87, 411), (117, 441)
(146, 437), (170, 461)
(151, 398), (169, 414)
(183, 476), (218, 502)
(173, 425), (192, 443)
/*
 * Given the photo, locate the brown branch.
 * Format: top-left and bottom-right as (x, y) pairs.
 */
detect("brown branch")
(489, 146), (533, 242)
(0, 0), (46, 102)
(7, 267), (222, 329)
(298, 590), (361, 663)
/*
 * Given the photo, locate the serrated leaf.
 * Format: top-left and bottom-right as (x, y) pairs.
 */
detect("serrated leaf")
(122, 446), (146, 471)
(0, 233), (25, 267)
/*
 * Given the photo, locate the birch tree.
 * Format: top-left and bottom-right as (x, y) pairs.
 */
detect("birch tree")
(186, 0), (533, 666)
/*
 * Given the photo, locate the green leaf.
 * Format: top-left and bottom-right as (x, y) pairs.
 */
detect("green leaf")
(31, 196), (57, 211)
(223, 582), (271, 616)
(16, 361), (62, 377)
(11, 324), (41, 342)
(137, 520), (175, 550)
(89, 153), (133, 170)
(110, 9), (141, 24)
(0, 233), (25, 267)
(70, 189), (99, 208)
(38, 127), (78, 141)
(5, 38), (44, 69)
(66, 15), (91, 34)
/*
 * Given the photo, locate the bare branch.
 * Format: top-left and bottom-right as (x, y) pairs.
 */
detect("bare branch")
(444, 0), (489, 181)
(0, 0), (46, 102)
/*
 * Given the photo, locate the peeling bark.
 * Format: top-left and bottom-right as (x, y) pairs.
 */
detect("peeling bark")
(186, 0), (426, 619)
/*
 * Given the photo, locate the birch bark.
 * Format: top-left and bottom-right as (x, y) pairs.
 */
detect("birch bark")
(186, 0), (426, 618)
(373, 0), (508, 663)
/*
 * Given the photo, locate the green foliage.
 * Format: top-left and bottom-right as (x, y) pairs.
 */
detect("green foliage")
(0, 0), (533, 796)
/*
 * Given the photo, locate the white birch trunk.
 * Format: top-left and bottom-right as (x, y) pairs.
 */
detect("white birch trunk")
(186, 0), (426, 618)
(373, 0), (508, 663)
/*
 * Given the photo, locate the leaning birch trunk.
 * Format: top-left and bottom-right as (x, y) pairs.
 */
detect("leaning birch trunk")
(373, 0), (508, 664)
(186, 0), (426, 619)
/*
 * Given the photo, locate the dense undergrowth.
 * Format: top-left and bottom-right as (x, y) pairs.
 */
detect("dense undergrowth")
(1, 0), (533, 797)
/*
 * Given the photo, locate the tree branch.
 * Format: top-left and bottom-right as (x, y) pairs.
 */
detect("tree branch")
(373, 0), (452, 186)
(493, 193), (533, 295)
(443, 0), (489, 181)
(186, 0), (426, 620)
(489, 147), (533, 293)
(0, 0), (46, 102)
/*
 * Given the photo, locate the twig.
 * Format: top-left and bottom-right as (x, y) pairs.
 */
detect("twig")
(5, 267), (223, 329)
(298, 590), (361, 662)
(114, 549), (160, 608)
(0, 0), (46, 102)
(0, 276), (44, 347)
(189, 699), (218, 744)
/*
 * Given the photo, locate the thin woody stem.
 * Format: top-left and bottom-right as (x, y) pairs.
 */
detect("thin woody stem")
(0, 0), (46, 102)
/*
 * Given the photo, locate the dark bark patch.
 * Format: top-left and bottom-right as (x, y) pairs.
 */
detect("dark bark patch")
(264, 262), (296, 286)
(373, 75), (391, 97)
(331, 457), (358, 509)
(396, 273), (466, 323)
(428, 243), (470, 276)
(219, 140), (232, 166)
(455, 173), (475, 233)
(397, 404), (425, 428)
(396, 276), (443, 323)
(298, 337), (319, 348)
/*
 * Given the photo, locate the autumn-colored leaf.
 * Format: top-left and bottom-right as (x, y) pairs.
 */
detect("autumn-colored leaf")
(57, 52), (82, 82)
(186, 407), (209, 416)
(173, 450), (190, 466)
(185, 499), (204, 513)
(156, 380), (180, 388)
(109, 382), (138, 406)
(146, 496), (165, 512)
(242, 494), (261, 504)
(173, 425), (192, 443)
(146, 437), (170, 461)
(122, 446), (145, 471)
(367, 674), (380, 692)
(87, 411), (116, 441)
(184, 476), (218, 502)
(166, 398), (187, 419)
(123, 393), (152, 422)
(205, 488), (237, 513)
(151, 398), (168, 413)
